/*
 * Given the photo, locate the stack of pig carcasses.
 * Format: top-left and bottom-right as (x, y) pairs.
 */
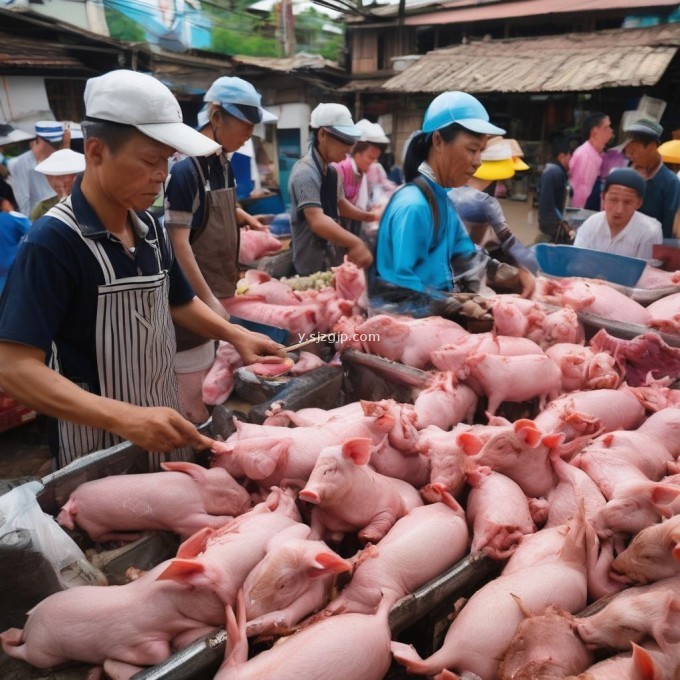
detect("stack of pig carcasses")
(5, 269), (680, 679)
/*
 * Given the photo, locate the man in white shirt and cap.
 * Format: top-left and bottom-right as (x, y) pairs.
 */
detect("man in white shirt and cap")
(574, 167), (662, 259)
(0, 70), (283, 470)
(8, 121), (64, 216)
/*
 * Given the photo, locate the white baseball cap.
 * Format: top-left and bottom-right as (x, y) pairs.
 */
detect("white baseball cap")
(310, 103), (361, 145)
(356, 119), (390, 145)
(35, 149), (86, 176)
(84, 70), (221, 157)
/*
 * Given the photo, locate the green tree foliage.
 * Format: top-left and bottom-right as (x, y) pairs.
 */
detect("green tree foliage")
(104, 6), (146, 42)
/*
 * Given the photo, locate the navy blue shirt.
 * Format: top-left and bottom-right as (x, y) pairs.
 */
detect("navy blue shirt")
(164, 154), (235, 231)
(640, 163), (680, 239)
(538, 162), (569, 233)
(0, 177), (194, 392)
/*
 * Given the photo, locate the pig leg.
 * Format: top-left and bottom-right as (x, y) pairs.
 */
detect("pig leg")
(246, 587), (327, 637)
(358, 509), (399, 543)
(102, 659), (145, 680)
(586, 530), (626, 601)
(172, 625), (220, 650)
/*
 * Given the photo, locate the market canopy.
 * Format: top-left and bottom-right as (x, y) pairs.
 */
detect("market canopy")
(382, 23), (680, 94)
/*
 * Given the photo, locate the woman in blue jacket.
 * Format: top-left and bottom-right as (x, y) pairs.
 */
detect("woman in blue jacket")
(376, 91), (507, 294)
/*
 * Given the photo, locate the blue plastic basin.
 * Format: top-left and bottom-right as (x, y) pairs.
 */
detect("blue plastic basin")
(534, 244), (646, 287)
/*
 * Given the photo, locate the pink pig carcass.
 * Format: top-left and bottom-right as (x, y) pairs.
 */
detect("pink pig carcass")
(491, 295), (546, 338)
(298, 438), (423, 544)
(412, 373), (478, 431)
(539, 307), (586, 348)
(611, 514), (680, 585)
(215, 590), (392, 680)
(238, 227), (282, 263)
(545, 343), (620, 392)
(533, 276), (651, 326)
(0, 560), (225, 671)
(202, 341), (244, 405)
(646, 291), (680, 335)
(497, 606), (593, 680)
(430, 332), (543, 379)
(222, 295), (317, 337)
(465, 467), (536, 559)
(533, 388), (646, 441)
(289, 351), (326, 375)
(463, 352), (562, 416)
(238, 269), (300, 305)
(575, 574), (680, 652)
(56, 461), (251, 542)
(638, 408), (680, 458)
(391, 511), (588, 680)
(156, 488), (302, 607)
(242, 523), (351, 636)
(323, 501), (469, 616)
(331, 256), (368, 310)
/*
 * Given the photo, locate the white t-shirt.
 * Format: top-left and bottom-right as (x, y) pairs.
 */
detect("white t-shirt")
(573, 210), (663, 260)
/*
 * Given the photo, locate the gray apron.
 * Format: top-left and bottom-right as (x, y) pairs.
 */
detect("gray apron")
(47, 199), (192, 470)
(175, 155), (240, 352)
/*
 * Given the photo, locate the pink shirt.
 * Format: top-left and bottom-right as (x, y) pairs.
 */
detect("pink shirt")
(569, 140), (603, 209)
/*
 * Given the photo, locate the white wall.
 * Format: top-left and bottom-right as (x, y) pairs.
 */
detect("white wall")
(0, 77), (54, 132)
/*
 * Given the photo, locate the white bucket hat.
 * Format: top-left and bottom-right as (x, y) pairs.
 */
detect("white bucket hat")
(84, 70), (221, 157)
(35, 149), (86, 176)
(356, 119), (390, 145)
(0, 123), (34, 146)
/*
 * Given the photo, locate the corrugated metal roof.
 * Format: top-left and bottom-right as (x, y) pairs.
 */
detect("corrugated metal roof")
(0, 35), (87, 71)
(232, 52), (342, 73)
(382, 24), (680, 93)
(403, 0), (680, 26)
(338, 77), (387, 93)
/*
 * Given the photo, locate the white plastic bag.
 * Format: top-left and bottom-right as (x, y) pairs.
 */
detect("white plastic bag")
(0, 481), (107, 588)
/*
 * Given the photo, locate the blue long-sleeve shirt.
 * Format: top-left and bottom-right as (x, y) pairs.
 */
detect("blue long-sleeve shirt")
(376, 174), (475, 292)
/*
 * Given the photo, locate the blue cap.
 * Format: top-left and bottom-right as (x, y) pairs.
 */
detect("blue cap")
(34, 120), (64, 143)
(203, 77), (277, 125)
(422, 92), (505, 136)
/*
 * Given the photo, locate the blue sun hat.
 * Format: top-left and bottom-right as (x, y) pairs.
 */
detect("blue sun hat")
(203, 77), (278, 125)
(422, 91), (505, 135)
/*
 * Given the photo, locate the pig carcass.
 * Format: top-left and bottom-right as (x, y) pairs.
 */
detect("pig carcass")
(332, 256), (368, 310)
(56, 461), (251, 542)
(298, 438), (423, 544)
(203, 341), (243, 405)
(215, 590), (392, 680)
(222, 295), (318, 337)
(463, 352), (562, 416)
(0, 560), (225, 671)
(238, 228), (282, 263)
(323, 501), (469, 616)
(533, 277), (651, 326)
(465, 467), (536, 559)
(243, 523), (351, 636)
(412, 373), (478, 431)
(238, 269), (300, 305)
(545, 343), (620, 392)
(391, 512), (588, 679)
(646, 292), (680, 335)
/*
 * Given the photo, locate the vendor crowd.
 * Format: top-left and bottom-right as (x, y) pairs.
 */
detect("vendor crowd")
(0, 69), (678, 470)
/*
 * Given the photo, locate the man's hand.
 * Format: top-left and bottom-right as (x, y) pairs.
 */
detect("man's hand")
(347, 241), (374, 269)
(518, 268), (536, 298)
(228, 326), (286, 365)
(364, 208), (382, 223)
(113, 404), (215, 453)
(242, 215), (267, 231)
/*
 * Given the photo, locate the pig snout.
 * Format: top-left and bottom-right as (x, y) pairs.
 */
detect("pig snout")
(298, 489), (321, 504)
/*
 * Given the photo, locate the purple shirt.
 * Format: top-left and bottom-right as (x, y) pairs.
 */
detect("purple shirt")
(569, 140), (603, 209)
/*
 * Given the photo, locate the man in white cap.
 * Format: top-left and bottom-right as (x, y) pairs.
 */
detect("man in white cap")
(7, 120), (65, 216)
(164, 76), (277, 423)
(31, 148), (86, 221)
(0, 70), (282, 469)
(289, 103), (374, 275)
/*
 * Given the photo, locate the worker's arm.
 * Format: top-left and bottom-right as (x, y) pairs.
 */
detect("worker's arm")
(337, 197), (380, 224)
(302, 205), (373, 268)
(168, 227), (228, 320)
(236, 207), (266, 231)
(0, 342), (213, 452)
(171, 296), (284, 365)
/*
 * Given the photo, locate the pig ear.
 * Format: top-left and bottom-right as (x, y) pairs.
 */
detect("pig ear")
(457, 432), (484, 456)
(342, 438), (372, 466)
(307, 552), (351, 577)
(161, 461), (207, 483)
(241, 444), (288, 480)
(651, 485), (680, 515)
(177, 527), (213, 558)
(541, 433), (566, 450)
(631, 642), (657, 680)
(156, 558), (209, 586)
(515, 424), (542, 448)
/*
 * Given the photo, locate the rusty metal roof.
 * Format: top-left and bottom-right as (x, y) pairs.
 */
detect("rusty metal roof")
(232, 52), (343, 73)
(382, 24), (680, 94)
(0, 35), (88, 72)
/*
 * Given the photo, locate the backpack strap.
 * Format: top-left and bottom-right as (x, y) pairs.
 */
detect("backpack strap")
(411, 175), (440, 253)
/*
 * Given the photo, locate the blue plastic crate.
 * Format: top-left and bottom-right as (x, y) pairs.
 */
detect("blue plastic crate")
(534, 244), (646, 287)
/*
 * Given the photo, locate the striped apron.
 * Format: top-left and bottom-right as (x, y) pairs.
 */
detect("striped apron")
(47, 199), (192, 470)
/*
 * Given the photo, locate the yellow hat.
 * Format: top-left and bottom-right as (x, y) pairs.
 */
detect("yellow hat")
(512, 156), (530, 171)
(473, 141), (515, 181)
(659, 140), (680, 164)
